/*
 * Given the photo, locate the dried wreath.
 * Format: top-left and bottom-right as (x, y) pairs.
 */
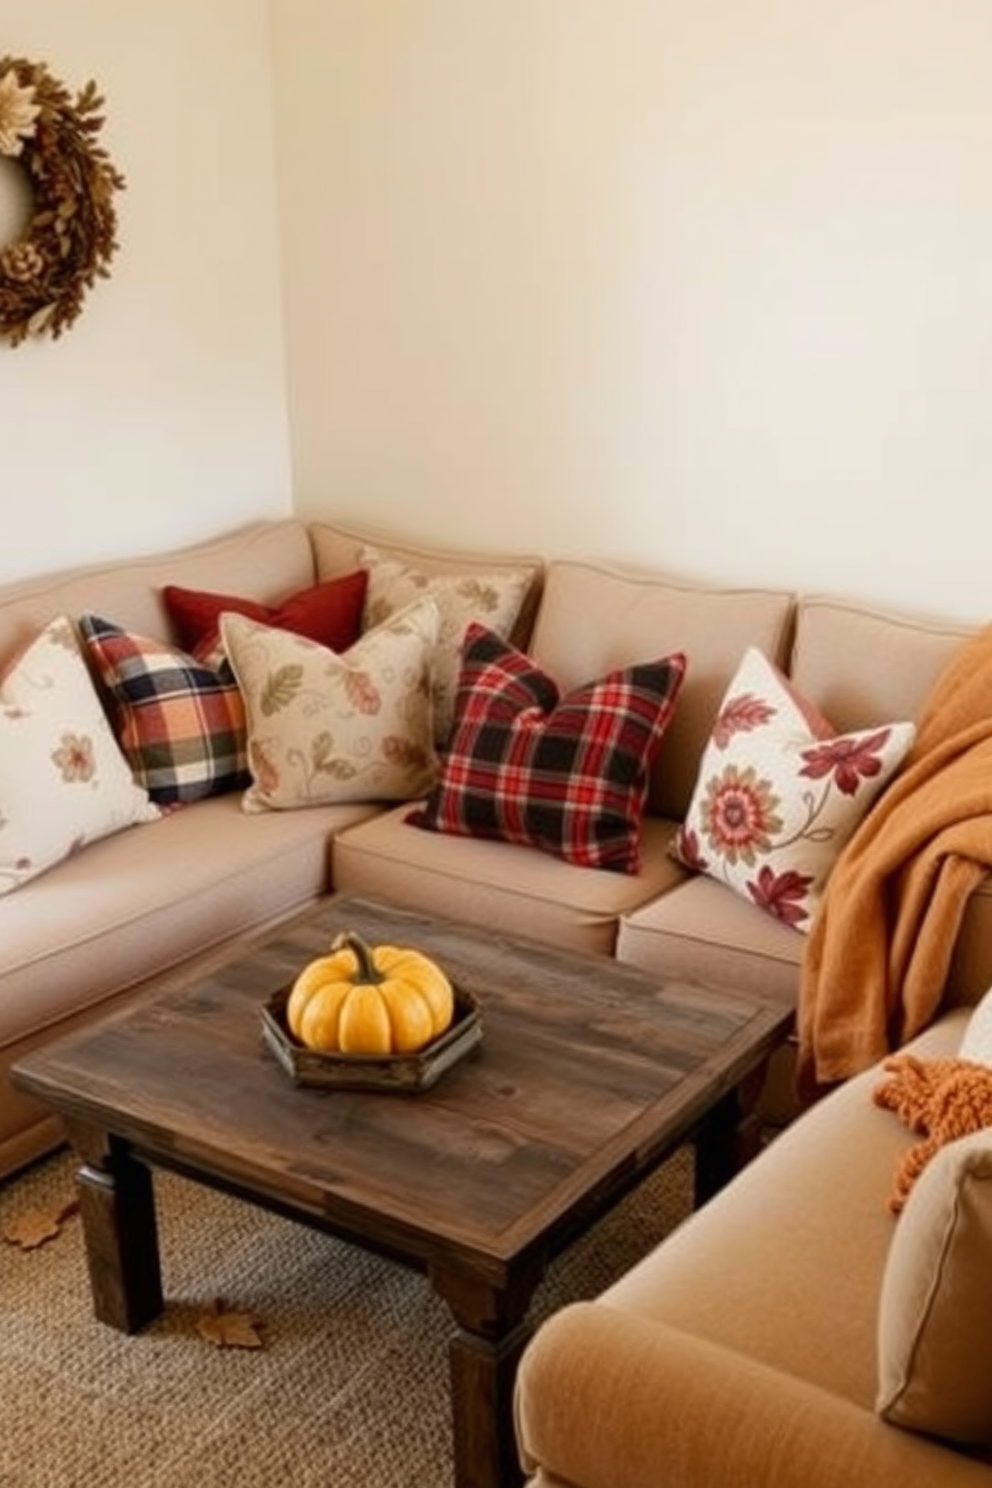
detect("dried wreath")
(0, 56), (125, 347)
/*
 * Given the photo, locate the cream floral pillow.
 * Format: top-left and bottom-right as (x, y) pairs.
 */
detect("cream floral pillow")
(674, 647), (915, 932)
(360, 544), (534, 744)
(220, 597), (440, 812)
(0, 616), (160, 897)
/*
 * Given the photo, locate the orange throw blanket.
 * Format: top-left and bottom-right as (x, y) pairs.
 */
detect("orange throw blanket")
(797, 622), (992, 1095)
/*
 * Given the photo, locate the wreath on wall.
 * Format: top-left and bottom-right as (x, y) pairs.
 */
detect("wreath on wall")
(0, 56), (125, 348)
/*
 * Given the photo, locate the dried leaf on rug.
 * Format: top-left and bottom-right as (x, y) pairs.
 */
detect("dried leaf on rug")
(196, 1296), (265, 1349)
(1, 1197), (79, 1250)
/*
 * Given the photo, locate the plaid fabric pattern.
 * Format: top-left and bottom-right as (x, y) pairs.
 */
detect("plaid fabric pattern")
(79, 614), (249, 805)
(408, 625), (687, 872)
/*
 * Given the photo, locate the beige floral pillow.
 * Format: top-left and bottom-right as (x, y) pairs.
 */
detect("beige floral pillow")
(220, 597), (440, 812)
(360, 545), (535, 744)
(674, 646), (915, 932)
(0, 616), (160, 897)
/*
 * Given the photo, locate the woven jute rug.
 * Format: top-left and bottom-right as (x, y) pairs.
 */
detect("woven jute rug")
(0, 1143), (692, 1488)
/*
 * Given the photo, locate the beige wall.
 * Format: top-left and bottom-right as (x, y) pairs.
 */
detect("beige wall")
(272, 0), (992, 622)
(5, 3), (992, 627)
(0, 0), (291, 584)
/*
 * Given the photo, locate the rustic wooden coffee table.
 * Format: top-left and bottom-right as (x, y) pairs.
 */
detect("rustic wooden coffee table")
(13, 895), (791, 1488)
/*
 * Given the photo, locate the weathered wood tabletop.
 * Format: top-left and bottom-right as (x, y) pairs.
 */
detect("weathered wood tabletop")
(13, 894), (793, 1488)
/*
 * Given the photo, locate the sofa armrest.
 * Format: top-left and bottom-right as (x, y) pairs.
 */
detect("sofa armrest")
(514, 1302), (992, 1488)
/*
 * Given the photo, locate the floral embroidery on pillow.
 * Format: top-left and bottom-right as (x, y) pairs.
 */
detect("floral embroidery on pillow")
(0, 616), (160, 897)
(220, 597), (440, 812)
(674, 648), (915, 931)
(359, 545), (536, 745)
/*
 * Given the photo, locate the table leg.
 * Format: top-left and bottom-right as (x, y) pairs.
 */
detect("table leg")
(64, 1120), (164, 1333)
(694, 1064), (768, 1206)
(430, 1262), (540, 1488)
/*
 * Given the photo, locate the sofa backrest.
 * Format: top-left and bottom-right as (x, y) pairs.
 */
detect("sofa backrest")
(789, 594), (979, 731)
(308, 519), (546, 648)
(0, 520), (316, 670)
(528, 559), (796, 821)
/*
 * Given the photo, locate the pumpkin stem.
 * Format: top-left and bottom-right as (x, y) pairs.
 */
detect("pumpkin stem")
(330, 931), (384, 985)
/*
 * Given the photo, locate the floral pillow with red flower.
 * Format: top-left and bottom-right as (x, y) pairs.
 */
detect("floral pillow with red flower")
(673, 647), (915, 932)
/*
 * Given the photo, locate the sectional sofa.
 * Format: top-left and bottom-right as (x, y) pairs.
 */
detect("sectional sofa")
(515, 997), (992, 1488)
(3, 515), (991, 1484)
(0, 512), (786, 1174)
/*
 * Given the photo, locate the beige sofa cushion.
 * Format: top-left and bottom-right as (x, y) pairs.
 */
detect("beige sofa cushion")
(877, 1127), (992, 1445)
(308, 519), (544, 650)
(0, 519), (317, 673)
(0, 793), (381, 1172)
(598, 1013), (968, 1408)
(944, 880), (992, 1008)
(789, 594), (975, 732)
(527, 560), (794, 820)
(616, 873), (803, 1005)
(516, 1301), (992, 1488)
(331, 807), (686, 956)
(0, 794), (381, 1048)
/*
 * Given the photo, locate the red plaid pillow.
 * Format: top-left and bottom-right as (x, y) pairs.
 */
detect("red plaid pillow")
(407, 625), (686, 872)
(79, 614), (248, 805)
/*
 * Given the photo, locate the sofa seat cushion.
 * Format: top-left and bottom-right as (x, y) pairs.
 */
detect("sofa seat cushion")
(596, 1013), (968, 1409)
(616, 873), (804, 1005)
(331, 807), (688, 956)
(0, 792), (383, 1177)
(0, 793), (382, 1050)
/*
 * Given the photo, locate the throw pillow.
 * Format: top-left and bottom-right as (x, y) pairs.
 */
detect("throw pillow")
(407, 624), (686, 872)
(0, 616), (160, 897)
(220, 597), (440, 812)
(673, 647), (915, 931)
(79, 614), (248, 805)
(162, 570), (368, 664)
(876, 1128), (992, 1445)
(360, 544), (534, 745)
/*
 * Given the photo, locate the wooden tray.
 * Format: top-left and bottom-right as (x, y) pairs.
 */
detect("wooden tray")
(260, 983), (483, 1092)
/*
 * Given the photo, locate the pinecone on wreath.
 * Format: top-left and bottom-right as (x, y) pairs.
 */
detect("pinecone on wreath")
(1, 242), (44, 283)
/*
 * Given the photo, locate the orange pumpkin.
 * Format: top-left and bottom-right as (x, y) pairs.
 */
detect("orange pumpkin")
(286, 931), (454, 1055)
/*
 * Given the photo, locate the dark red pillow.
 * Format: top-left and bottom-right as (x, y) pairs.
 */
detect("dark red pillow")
(407, 624), (687, 873)
(163, 570), (368, 659)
